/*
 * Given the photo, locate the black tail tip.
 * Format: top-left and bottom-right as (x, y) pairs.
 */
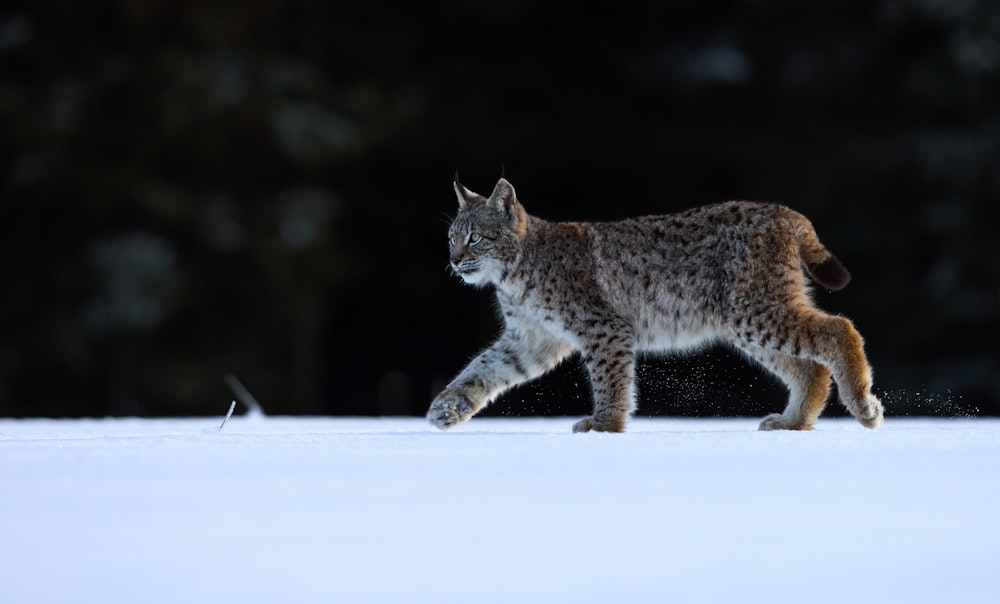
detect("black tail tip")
(809, 256), (852, 291)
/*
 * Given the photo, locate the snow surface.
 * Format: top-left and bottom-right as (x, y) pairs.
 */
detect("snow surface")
(1, 416), (997, 604)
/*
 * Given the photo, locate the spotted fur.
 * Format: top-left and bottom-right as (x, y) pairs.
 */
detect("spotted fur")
(428, 178), (884, 433)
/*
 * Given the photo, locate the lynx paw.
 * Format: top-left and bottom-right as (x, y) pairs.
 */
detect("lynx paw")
(571, 416), (626, 433)
(427, 391), (475, 430)
(855, 393), (884, 430)
(758, 413), (814, 431)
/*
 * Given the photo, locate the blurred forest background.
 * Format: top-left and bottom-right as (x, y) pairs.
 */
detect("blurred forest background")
(1, 0), (997, 418)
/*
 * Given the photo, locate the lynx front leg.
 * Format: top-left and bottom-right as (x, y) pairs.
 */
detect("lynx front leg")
(573, 331), (636, 434)
(428, 329), (572, 430)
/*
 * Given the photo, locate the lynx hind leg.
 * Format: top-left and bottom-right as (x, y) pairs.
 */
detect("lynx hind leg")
(739, 344), (831, 431)
(785, 313), (884, 429)
(821, 314), (884, 429)
(738, 309), (883, 430)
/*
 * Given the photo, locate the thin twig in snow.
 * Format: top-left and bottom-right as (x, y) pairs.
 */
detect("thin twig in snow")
(218, 400), (237, 431)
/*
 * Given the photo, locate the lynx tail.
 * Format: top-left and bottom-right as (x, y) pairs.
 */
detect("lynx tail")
(796, 218), (852, 291)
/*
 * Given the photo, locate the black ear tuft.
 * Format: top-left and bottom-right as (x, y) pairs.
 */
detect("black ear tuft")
(454, 176), (482, 208)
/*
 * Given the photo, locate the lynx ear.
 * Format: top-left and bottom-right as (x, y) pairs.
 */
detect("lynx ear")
(487, 178), (517, 211)
(453, 174), (481, 208)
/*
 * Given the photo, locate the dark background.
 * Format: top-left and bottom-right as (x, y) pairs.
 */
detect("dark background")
(1, 0), (997, 419)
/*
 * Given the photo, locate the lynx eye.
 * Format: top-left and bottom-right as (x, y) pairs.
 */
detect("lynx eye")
(467, 232), (483, 245)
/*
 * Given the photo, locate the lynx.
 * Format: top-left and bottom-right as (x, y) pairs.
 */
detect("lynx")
(427, 177), (884, 433)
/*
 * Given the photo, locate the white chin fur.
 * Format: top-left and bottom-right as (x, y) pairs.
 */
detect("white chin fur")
(459, 270), (487, 285)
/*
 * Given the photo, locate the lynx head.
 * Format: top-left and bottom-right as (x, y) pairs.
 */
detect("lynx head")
(447, 177), (528, 287)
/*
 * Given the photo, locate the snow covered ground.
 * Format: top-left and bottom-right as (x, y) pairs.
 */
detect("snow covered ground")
(1, 416), (997, 604)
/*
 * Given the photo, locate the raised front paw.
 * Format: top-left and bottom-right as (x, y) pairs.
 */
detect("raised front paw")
(427, 390), (476, 430)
